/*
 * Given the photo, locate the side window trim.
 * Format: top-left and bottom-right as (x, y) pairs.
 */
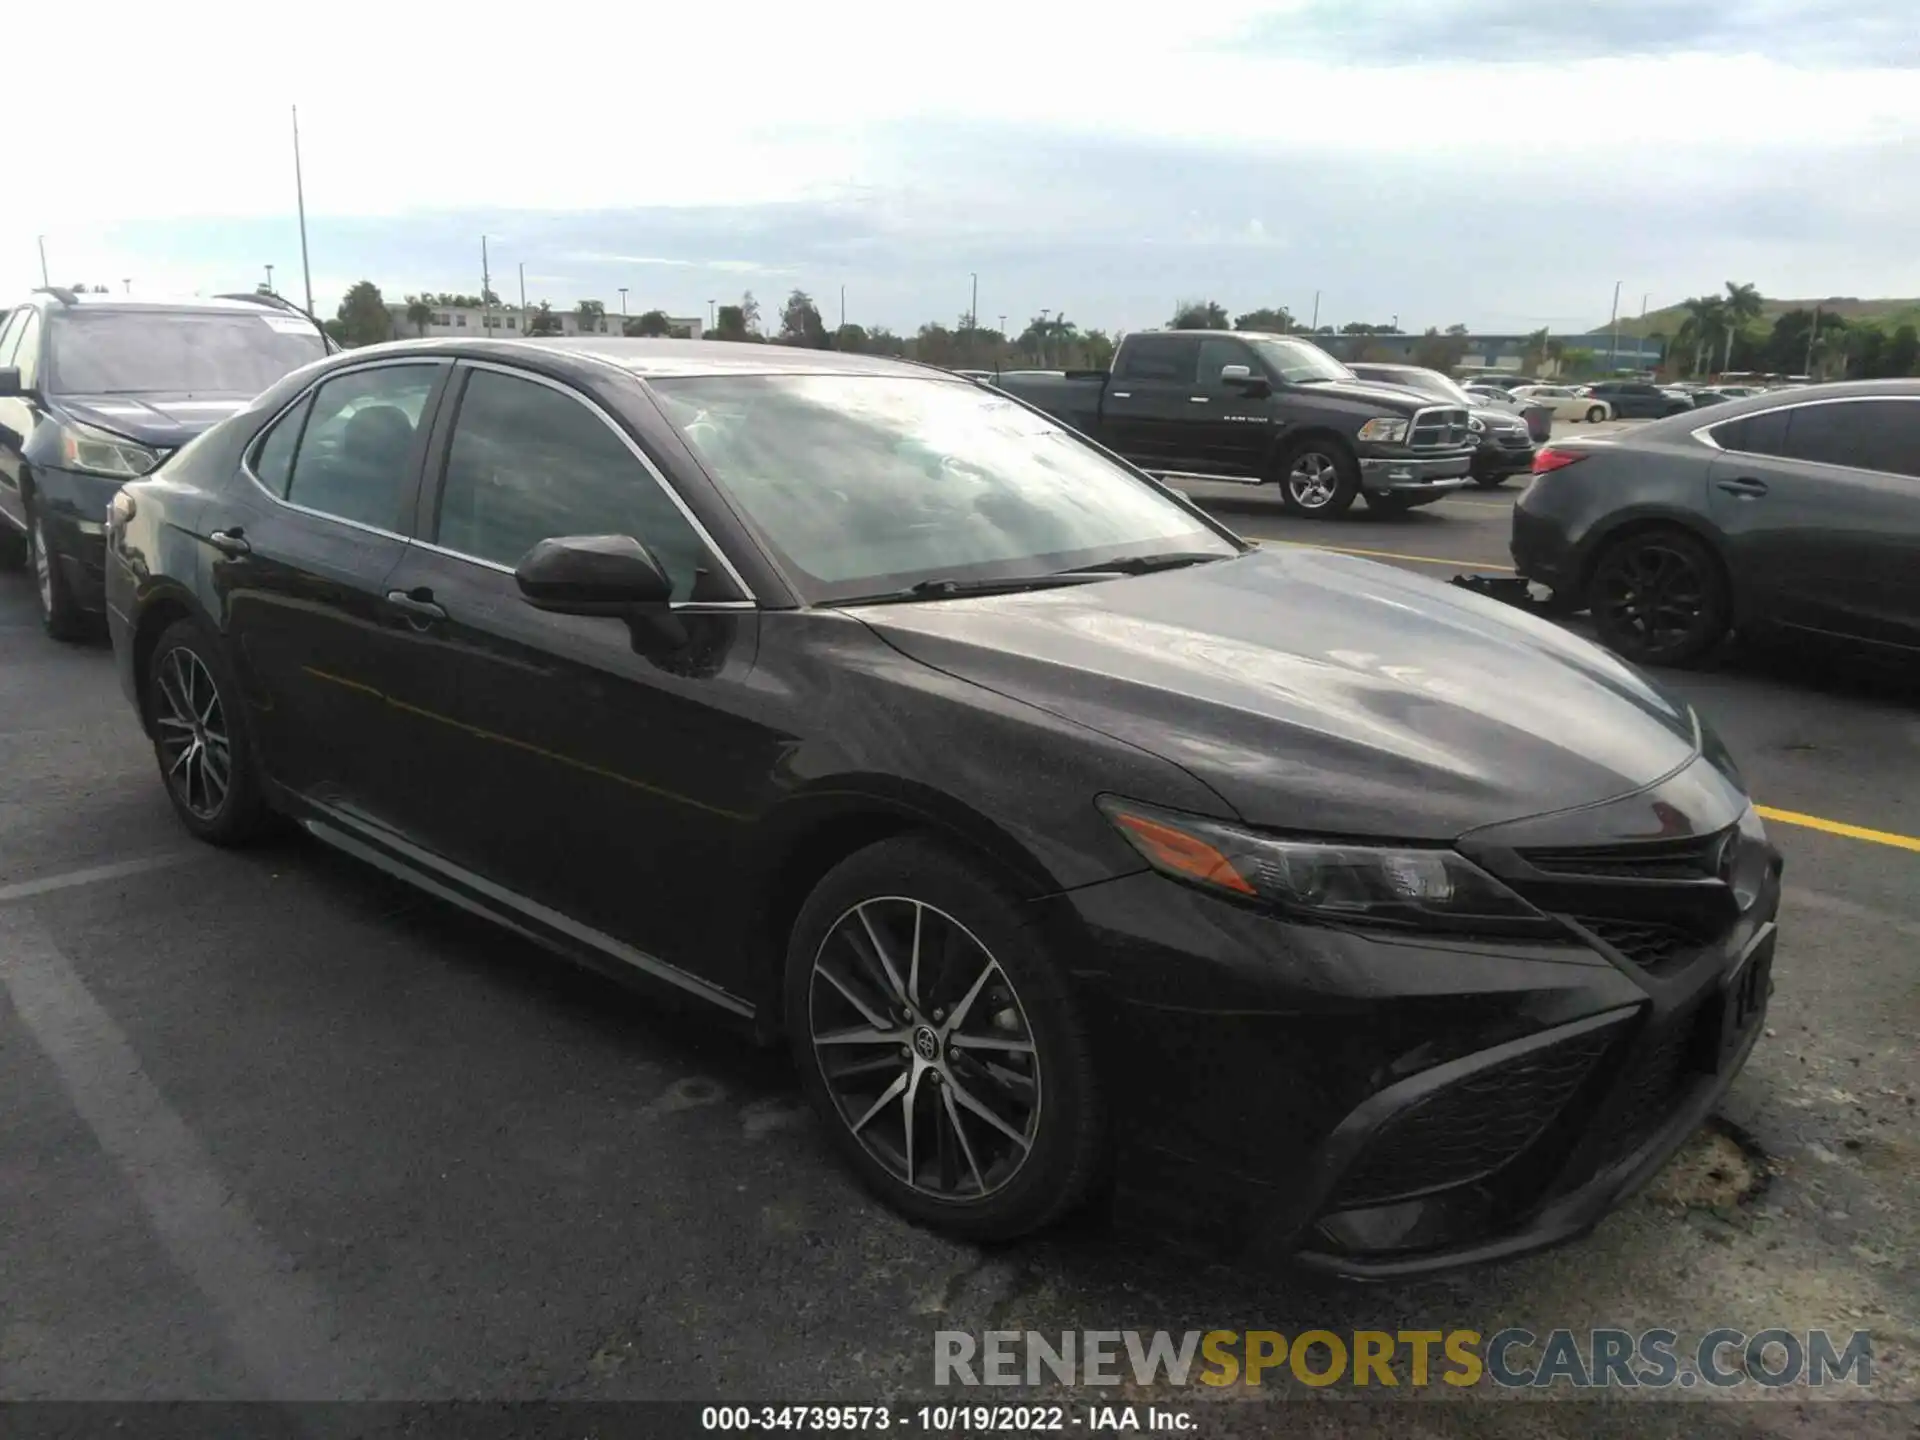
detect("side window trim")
(238, 358), (453, 540)
(412, 358), (757, 607)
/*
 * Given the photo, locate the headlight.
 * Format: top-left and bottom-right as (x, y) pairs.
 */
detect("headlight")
(1356, 416), (1409, 443)
(58, 420), (160, 479)
(1468, 416), (1487, 434)
(1098, 798), (1555, 936)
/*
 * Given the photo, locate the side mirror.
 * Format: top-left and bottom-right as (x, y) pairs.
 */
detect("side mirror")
(1219, 364), (1272, 398)
(0, 367), (21, 398)
(515, 534), (673, 616)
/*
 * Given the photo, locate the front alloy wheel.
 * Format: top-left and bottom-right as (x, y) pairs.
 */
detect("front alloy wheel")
(144, 619), (273, 845)
(784, 836), (1105, 1240)
(1277, 439), (1360, 517)
(28, 515), (87, 641)
(808, 898), (1040, 1201)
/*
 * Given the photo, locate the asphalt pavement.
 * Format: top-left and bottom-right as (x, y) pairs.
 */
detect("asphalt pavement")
(2, 472), (1917, 1435)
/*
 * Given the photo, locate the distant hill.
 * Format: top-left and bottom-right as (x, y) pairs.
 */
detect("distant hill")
(1605, 297), (1920, 339)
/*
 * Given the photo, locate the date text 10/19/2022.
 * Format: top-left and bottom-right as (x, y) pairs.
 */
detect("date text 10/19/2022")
(701, 1406), (1195, 1432)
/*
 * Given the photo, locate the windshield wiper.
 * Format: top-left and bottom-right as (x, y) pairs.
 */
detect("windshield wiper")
(1055, 550), (1229, 576)
(834, 572), (1116, 606)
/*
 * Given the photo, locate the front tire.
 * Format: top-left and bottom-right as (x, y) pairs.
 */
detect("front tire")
(1275, 438), (1360, 518)
(1587, 528), (1730, 667)
(1585, 405), (1606, 423)
(784, 835), (1105, 1241)
(144, 618), (274, 845)
(29, 513), (89, 642)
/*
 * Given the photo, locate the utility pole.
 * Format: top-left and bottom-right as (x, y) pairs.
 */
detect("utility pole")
(518, 261), (526, 318)
(292, 106), (314, 317)
(839, 284), (846, 332)
(708, 299), (716, 331)
(1310, 290), (1320, 330)
(37, 235), (50, 287)
(969, 273), (978, 331)
(1639, 293), (1650, 372)
(1607, 280), (1622, 373)
(481, 235), (493, 333)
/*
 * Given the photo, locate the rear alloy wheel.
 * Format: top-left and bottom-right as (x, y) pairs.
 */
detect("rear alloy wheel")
(785, 836), (1104, 1240)
(1276, 439), (1360, 518)
(1588, 528), (1730, 667)
(1585, 405), (1606, 423)
(145, 619), (273, 845)
(29, 514), (88, 642)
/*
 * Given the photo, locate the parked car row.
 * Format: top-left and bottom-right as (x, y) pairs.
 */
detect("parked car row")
(98, 333), (1784, 1276)
(1346, 363), (1543, 486)
(0, 288), (330, 637)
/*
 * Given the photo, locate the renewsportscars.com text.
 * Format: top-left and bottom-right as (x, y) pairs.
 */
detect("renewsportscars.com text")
(934, 1328), (1873, 1390)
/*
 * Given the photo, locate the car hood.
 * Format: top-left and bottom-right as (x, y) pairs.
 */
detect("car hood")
(1471, 404), (1528, 429)
(858, 548), (1702, 839)
(56, 392), (256, 449)
(1297, 378), (1454, 412)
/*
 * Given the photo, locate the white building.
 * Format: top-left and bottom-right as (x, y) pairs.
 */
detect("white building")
(386, 303), (704, 341)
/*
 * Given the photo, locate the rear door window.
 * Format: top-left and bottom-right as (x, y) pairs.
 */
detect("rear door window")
(1117, 336), (1200, 384)
(281, 364), (443, 531)
(1783, 399), (1920, 477)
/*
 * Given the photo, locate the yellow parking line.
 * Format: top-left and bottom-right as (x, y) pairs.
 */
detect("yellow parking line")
(1756, 806), (1920, 854)
(1261, 539), (1516, 572)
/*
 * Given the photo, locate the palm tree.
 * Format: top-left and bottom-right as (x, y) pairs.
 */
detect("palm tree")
(1675, 296), (1727, 377)
(404, 296), (433, 337)
(1720, 281), (1764, 373)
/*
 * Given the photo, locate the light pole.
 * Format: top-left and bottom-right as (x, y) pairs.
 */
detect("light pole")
(123, 278), (132, 295)
(291, 106), (314, 317)
(708, 299), (716, 331)
(265, 264), (275, 293)
(481, 235), (493, 332)
(1310, 290), (1320, 330)
(1639, 292), (1649, 371)
(1607, 280), (1622, 373)
(38, 235), (50, 288)
(518, 262), (526, 317)
(618, 286), (628, 316)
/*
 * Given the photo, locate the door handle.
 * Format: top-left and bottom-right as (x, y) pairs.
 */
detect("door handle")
(1188, 396), (1209, 404)
(1109, 391), (1132, 399)
(1715, 477), (1769, 498)
(385, 587), (447, 622)
(206, 527), (251, 557)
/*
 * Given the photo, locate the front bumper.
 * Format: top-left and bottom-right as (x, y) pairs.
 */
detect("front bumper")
(1056, 801), (1782, 1279)
(40, 509), (109, 613)
(1472, 436), (1538, 477)
(1357, 449), (1475, 496)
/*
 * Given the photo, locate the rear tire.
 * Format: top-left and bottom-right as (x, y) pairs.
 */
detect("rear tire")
(1585, 405), (1606, 423)
(1587, 528), (1730, 667)
(783, 835), (1106, 1241)
(1275, 438), (1360, 519)
(144, 618), (274, 846)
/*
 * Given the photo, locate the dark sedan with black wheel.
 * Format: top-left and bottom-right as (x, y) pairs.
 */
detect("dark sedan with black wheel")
(108, 337), (1781, 1277)
(1511, 379), (1920, 667)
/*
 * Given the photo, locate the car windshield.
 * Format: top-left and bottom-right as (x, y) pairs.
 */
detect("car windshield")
(649, 373), (1240, 603)
(48, 308), (327, 395)
(1243, 336), (1353, 384)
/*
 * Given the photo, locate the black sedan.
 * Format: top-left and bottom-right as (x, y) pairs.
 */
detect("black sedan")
(1512, 380), (1920, 667)
(105, 338), (1782, 1277)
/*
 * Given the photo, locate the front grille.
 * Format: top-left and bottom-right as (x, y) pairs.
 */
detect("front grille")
(1571, 916), (1702, 972)
(1520, 830), (1729, 881)
(1330, 1026), (1615, 1208)
(1409, 405), (1470, 450)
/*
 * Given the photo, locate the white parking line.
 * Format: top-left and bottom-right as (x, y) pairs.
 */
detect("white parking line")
(0, 909), (376, 1398)
(0, 854), (202, 907)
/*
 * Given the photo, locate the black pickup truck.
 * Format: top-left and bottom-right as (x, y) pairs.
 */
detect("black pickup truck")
(989, 330), (1476, 517)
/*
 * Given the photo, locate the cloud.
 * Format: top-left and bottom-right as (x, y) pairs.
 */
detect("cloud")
(1230, 0), (1920, 68)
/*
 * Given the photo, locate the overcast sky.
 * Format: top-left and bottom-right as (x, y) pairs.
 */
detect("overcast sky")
(7, 0), (1917, 336)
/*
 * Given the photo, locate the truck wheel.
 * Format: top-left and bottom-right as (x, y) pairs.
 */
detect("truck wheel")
(1276, 439), (1359, 518)
(1473, 473), (1510, 489)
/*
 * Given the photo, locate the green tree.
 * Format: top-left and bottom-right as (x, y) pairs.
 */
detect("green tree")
(1170, 299), (1231, 329)
(1886, 323), (1919, 377)
(1233, 306), (1295, 333)
(778, 289), (831, 348)
(625, 309), (673, 337)
(711, 304), (752, 341)
(864, 326), (907, 357)
(1340, 320), (1400, 335)
(404, 296), (433, 336)
(321, 317), (348, 346)
(1411, 326), (1467, 374)
(914, 322), (959, 366)
(526, 302), (561, 336)
(335, 281), (392, 347)
(1720, 280), (1765, 372)
(1521, 327), (1551, 373)
(833, 323), (869, 353)
(1560, 347), (1598, 379)
(1079, 329), (1117, 370)
(574, 299), (607, 334)
(740, 290), (762, 336)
